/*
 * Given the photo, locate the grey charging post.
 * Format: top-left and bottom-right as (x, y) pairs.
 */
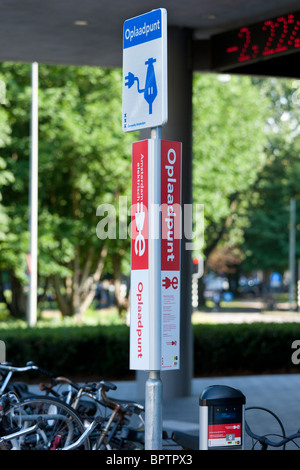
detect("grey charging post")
(199, 385), (246, 450)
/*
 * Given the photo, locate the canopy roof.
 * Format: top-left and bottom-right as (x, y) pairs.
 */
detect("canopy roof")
(1, 0), (299, 76)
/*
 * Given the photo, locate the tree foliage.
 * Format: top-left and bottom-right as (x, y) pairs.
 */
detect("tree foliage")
(242, 78), (300, 274)
(192, 74), (269, 268)
(1, 63), (298, 319)
(0, 63), (136, 318)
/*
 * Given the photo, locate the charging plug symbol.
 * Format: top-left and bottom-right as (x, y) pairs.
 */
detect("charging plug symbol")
(125, 57), (158, 114)
(162, 276), (178, 290)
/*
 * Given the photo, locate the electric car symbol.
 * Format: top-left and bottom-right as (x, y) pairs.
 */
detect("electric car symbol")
(125, 57), (158, 114)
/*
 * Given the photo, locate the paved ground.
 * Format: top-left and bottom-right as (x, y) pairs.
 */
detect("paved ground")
(28, 305), (300, 451)
(104, 373), (300, 450)
(106, 307), (300, 450)
(27, 372), (300, 450)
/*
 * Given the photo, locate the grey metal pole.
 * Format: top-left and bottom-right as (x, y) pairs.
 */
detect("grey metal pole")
(145, 370), (163, 449)
(144, 126), (163, 450)
(289, 197), (296, 311)
(27, 62), (38, 327)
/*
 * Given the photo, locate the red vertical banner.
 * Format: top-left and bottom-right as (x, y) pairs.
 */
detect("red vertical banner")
(160, 140), (181, 370)
(130, 140), (150, 370)
(131, 140), (149, 270)
(161, 141), (181, 271)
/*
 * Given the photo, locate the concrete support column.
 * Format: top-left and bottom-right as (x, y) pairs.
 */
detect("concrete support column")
(137, 27), (194, 399)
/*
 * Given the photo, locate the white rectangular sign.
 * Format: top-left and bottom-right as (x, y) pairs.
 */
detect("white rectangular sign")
(130, 140), (181, 371)
(122, 8), (168, 132)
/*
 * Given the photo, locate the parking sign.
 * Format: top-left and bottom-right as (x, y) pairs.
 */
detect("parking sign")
(122, 8), (168, 132)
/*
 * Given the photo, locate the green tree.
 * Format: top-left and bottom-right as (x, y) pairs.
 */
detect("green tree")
(242, 78), (300, 275)
(0, 64), (33, 317)
(0, 69), (16, 311)
(0, 63), (136, 319)
(192, 74), (269, 271)
(0, 70), (12, 241)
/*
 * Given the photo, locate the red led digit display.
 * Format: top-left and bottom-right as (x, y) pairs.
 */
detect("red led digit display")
(212, 10), (300, 71)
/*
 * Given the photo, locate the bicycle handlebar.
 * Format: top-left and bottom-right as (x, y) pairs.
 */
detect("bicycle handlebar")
(0, 361), (52, 377)
(99, 380), (117, 392)
(0, 362), (38, 373)
(245, 421), (300, 449)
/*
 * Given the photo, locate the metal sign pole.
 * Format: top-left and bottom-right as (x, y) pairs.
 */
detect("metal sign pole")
(27, 61), (38, 327)
(123, 9), (168, 451)
(145, 125), (162, 450)
(289, 197), (296, 311)
(145, 370), (163, 449)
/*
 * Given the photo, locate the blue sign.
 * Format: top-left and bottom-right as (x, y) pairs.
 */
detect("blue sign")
(222, 291), (234, 302)
(123, 9), (162, 49)
(270, 272), (282, 287)
(122, 9), (168, 132)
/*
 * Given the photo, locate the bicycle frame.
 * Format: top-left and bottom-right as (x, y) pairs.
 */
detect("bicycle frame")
(57, 381), (145, 450)
(1, 366), (145, 451)
(62, 406), (122, 450)
(0, 421), (43, 450)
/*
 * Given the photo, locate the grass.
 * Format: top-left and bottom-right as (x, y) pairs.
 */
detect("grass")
(1, 295), (297, 329)
(0, 302), (127, 329)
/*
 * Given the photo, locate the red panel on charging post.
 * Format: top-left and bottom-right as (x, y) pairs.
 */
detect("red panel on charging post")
(131, 140), (149, 270)
(161, 140), (181, 271)
(208, 423), (242, 447)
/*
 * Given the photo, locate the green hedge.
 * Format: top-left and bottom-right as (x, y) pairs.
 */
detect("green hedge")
(193, 322), (300, 376)
(0, 325), (131, 380)
(1, 322), (300, 379)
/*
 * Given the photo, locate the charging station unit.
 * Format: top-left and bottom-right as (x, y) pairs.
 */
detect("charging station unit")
(199, 385), (246, 450)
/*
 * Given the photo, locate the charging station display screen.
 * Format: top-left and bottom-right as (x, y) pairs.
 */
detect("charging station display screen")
(208, 405), (242, 447)
(215, 410), (237, 420)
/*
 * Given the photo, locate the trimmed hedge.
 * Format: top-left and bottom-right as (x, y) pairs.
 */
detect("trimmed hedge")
(1, 322), (300, 379)
(193, 322), (300, 376)
(0, 325), (131, 380)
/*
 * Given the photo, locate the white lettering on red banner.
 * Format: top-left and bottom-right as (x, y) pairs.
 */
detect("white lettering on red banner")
(160, 141), (181, 370)
(131, 141), (149, 270)
(130, 140), (150, 370)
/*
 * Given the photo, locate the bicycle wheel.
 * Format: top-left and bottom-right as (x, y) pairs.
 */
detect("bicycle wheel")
(3, 396), (90, 450)
(245, 406), (287, 450)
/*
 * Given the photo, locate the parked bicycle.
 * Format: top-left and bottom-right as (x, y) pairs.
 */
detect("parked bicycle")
(0, 391), (90, 450)
(0, 382), (145, 450)
(0, 363), (146, 450)
(40, 377), (145, 450)
(39, 376), (101, 419)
